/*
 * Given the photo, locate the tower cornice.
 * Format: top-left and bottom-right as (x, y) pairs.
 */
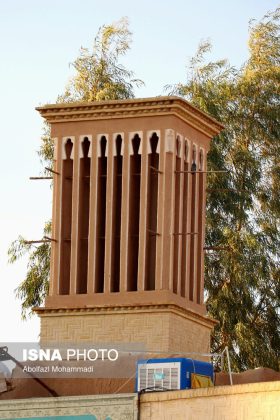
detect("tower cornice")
(36, 96), (224, 138)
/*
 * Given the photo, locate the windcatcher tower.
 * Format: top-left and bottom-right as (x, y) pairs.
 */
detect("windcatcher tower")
(35, 97), (223, 355)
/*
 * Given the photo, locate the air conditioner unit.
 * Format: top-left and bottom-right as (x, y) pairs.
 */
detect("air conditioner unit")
(136, 358), (213, 392)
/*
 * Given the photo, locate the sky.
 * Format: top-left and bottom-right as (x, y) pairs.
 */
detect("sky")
(0, 0), (278, 343)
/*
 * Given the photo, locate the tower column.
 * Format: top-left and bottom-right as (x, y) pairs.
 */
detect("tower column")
(176, 134), (185, 295)
(49, 137), (60, 296)
(87, 134), (98, 293)
(185, 139), (192, 301)
(155, 130), (164, 290)
(119, 131), (130, 292)
(161, 129), (176, 291)
(137, 131), (148, 291)
(197, 148), (207, 304)
(104, 134), (114, 293)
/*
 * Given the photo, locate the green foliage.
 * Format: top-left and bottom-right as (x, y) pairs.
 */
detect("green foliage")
(38, 121), (53, 169)
(37, 17), (144, 169)
(58, 16), (143, 103)
(8, 222), (51, 319)
(168, 8), (280, 371)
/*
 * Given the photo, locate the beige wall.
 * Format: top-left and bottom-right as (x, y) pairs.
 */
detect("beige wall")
(39, 305), (212, 356)
(0, 394), (138, 419)
(140, 381), (280, 420)
(1, 382), (279, 419)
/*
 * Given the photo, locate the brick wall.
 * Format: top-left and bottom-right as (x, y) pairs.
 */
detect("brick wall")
(39, 306), (212, 356)
(0, 394), (137, 419)
(1, 382), (279, 419)
(140, 381), (280, 420)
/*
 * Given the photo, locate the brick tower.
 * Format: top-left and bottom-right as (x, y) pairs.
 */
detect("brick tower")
(35, 97), (223, 355)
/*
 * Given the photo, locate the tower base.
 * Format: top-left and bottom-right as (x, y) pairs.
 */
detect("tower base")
(35, 304), (216, 359)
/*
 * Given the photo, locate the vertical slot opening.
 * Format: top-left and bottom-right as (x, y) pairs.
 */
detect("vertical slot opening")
(127, 134), (141, 291)
(145, 132), (159, 290)
(173, 136), (181, 293)
(111, 135), (123, 292)
(59, 139), (73, 295)
(181, 140), (189, 297)
(76, 137), (91, 294)
(95, 136), (107, 293)
(189, 145), (197, 301)
(196, 150), (204, 304)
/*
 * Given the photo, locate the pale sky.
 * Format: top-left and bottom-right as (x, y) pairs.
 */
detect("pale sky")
(0, 0), (278, 343)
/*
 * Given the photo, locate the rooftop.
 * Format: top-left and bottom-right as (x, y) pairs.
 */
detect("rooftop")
(36, 96), (224, 138)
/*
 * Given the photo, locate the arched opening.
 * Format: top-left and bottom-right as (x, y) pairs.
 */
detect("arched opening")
(173, 136), (182, 293)
(199, 149), (203, 171)
(59, 138), (73, 295)
(95, 136), (107, 293)
(189, 144), (197, 301)
(127, 134), (141, 291)
(145, 132), (159, 291)
(181, 139), (189, 297)
(196, 149), (204, 303)
(191, 145), (197, 172)
(76, 137), (91, 294)
(111, 135), (123, 292)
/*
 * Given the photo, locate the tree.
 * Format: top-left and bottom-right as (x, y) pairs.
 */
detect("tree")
(9, 9), (280, 372)
(167, 8), (280, 371)
(8, 17), (142, 318)
(9, 222), (51, 317)
(39, 16), (143, 167)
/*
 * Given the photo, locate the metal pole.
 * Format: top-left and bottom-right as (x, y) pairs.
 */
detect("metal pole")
(225, 346), (233, 385)
(221, 349), (224, 372)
